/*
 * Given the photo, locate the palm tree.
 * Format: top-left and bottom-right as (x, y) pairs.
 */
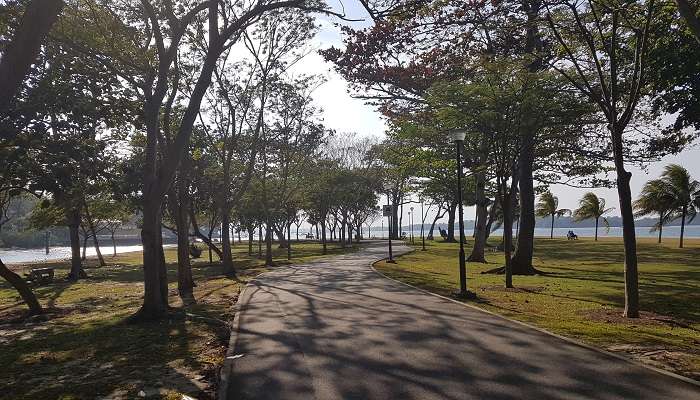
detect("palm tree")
(573, 192), (613, 241)
(535, 191), (570, 239)
(657, 164), (699, 248)
(634, 179), (675, 244)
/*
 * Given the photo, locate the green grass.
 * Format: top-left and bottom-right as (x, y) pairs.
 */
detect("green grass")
(376, 237), (700, 380)
(0, 240), (363, 400)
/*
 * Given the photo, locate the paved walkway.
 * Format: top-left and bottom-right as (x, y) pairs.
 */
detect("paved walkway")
(225, 242), (700, 399)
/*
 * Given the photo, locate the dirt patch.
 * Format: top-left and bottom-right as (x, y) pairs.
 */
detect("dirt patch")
(606, 344), (700, 381)
(585, 308), (699, 330)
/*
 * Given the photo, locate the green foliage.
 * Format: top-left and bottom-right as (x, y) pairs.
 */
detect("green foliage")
(535, 190), (570, 219)
(636, 164), (700, 229)
(573, 192), (613, 230)
(647, 3), (700, 134)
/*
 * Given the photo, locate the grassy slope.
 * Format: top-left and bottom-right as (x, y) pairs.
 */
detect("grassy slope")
(0, 240), (361, 400)
(375, 237), (700, 380)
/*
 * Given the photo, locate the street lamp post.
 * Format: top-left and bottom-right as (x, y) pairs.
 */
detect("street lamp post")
(410, 207), (415, 244)
(420, 198), (426, 251)
(385, 189), (395, 263)
(449, 129), (474, 299)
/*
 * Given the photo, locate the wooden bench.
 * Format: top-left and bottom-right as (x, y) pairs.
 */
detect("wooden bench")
(28, 267), (54, 285)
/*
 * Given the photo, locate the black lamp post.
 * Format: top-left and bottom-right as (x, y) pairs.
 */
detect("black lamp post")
(449, 129), (474, 299)
(385, 188), (395, 263)
(409, 207), (414, 244)
(420, 198), (426, 251)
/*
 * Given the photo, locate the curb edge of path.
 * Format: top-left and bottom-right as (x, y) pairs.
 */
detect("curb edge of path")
(369, 255), (700, 390)
(217, 270), (268, 400)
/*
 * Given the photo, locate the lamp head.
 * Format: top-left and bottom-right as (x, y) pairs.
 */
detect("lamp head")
(448, 129), (467, 142)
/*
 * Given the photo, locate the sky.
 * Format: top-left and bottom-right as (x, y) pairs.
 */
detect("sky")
(293, 4), (700, 224)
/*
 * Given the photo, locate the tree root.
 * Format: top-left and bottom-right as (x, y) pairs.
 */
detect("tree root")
(480, 266), (546, 275)
(184, 312), (230, 330)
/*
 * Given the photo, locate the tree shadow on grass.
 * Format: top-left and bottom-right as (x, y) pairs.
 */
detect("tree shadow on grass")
(0, 309), (225, 399)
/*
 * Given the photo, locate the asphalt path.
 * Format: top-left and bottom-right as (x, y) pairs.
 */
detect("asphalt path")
(225, 241), (700, 399)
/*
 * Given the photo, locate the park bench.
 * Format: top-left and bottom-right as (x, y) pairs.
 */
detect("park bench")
(27, 267), (54, 285)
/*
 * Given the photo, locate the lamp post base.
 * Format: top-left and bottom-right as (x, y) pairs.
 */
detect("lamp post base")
(452, 290), (477, 300)
(386, 259), (397, 264)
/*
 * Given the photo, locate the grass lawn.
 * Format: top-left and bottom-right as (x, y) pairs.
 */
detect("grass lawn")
(0, 240), (362, 400)
(375, 236), (700, 380)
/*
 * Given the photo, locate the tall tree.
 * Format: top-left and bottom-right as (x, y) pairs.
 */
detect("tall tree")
(573, 192), (613, 241)
(535, 190), (570, 239)
(654, 164), (699, 248)
(634, 179), (675, 244)
(61, 0), (340, 320)
(545, 0), (673, 317)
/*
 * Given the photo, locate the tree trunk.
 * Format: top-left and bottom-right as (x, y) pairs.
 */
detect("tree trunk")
(189, 207), (222, 260)
(275, 227), (288, 248)
(248, 227), (253, 256)
(287, 223), (291, 260)
(550, 214), (554, 239)
(136, 199), (169, 320)
(111, 231), (117, 257)
(81, 233), (88, 261)
(658, 214), (663, 243)
(175, 178), (194, 301)
(502, 191), (514, 288)
(427, 207), (443, 240)
(83, 200), (105, 267)
(258, 225), (263, 258)
(220, 207), (234, 274)
(0, 258), (42, 315)
(340, 217), (346, 248)
(265, 222), (273, 266)
(0, 0), (64, 113)
(321, 219), (327, 255)
(67, 208), (83, 280)
(612, 128), (639, 318)
(175, 208), (194, 301)
(135, 38), (222, 321)
(510, 2), (539, 276)
(679, 206), (686, 248)
(445, 203), (457, 242)
(485, 201), (498, 240)
(595, 217), (599, 241)
(468, 173), (488, 262)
